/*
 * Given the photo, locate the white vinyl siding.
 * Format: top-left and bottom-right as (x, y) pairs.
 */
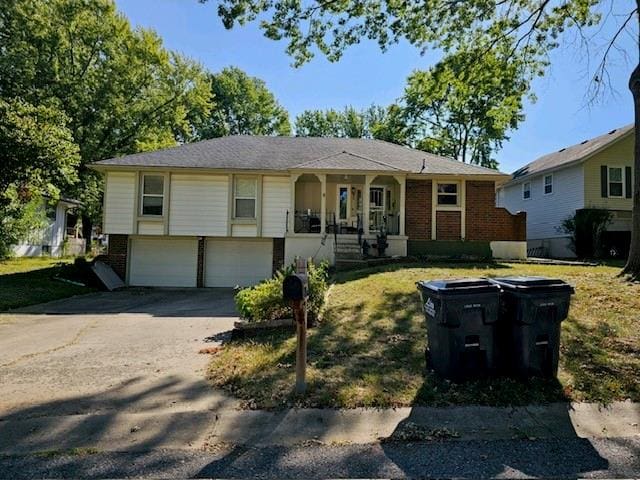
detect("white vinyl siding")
(231, 224), (258, 237)
(499, 164), (584, 240)
(205, 238), (272, 287)
(129, 237), (197, 287)
(262, 176), (290, 237)
(169, 174), (229, 236)
(137, 221), (164, 235)
(104, 171), (136, 234)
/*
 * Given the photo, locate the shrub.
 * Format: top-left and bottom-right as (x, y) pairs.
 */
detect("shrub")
(235, 260), (329, 323)
(560, 209), (612, 258)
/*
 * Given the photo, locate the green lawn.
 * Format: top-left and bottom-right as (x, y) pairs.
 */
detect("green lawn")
(208, 262), (640, 408)
(0, 257), (94, 311)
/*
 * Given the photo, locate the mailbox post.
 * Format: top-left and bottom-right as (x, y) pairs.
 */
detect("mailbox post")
(283, 258), (309, 394)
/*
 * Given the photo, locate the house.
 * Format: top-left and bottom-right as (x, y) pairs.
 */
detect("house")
(91, 136), (526, 287)
(497, 125), (634, 258)
(13, 197), (85, 257)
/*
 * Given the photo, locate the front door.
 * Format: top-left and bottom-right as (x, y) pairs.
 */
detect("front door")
(369, 186), (385, 232)
(337, 184), (350, 222)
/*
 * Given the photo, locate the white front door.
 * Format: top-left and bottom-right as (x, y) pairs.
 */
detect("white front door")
(369, 186), (386, 231)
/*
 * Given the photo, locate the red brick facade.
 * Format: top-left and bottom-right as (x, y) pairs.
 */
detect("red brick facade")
(405, 179), (526, 242)
(406, 179), (432, 239)
(436, 211), (462, 240)
(105, 234), (128, 281)
(465, 181), (526, 241)
(272, 238), (285, 274)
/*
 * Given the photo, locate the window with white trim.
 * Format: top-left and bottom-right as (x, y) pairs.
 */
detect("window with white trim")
(437, 183), (458, 206)
(234, 177), (257, 218)
(608, 167), (624, 197)
(141, 174), (164, 216)
(543, 174), (553, 195)
(523, 181), (531, 200)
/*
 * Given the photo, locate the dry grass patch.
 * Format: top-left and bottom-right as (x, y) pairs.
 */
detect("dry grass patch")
(207, 262), (639, 408)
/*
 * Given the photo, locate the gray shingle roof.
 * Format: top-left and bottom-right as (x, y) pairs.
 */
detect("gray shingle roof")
(509, 124), (634, 182)
(92, 136), (505, 176)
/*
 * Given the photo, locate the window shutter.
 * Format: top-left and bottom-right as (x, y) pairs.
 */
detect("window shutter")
(626, 166), (632, 198)
(600, 165), (608, 198)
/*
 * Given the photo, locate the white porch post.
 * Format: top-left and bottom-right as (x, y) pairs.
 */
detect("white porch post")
(319, 174), (327, 234)
(289, 173), (301, 234)
(363, 174), (374, 235)
(395, 175), (406, 236)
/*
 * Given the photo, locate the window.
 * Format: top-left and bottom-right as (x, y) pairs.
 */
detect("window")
(608, 167), (624, 197)
(522, 181), (531, 200)
(437, 183), (458, 205)
(141, 174), (164, 216)
(234, 177), (257, 218)
(543, 174), (553, 195)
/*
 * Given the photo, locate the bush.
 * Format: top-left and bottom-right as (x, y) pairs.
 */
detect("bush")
(560, 209), (612, 258)
(235, 260), (329, 323)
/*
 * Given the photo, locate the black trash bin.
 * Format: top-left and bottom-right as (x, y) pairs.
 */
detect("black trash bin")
(417, 279), (501, 380)
(490, 277), (574, 378)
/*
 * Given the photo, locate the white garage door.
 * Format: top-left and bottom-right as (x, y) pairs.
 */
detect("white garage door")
(129, 237), (198, 287)
(205, 238), (273, 287)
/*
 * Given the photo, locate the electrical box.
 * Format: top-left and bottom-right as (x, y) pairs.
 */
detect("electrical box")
(283, 273), (309, 301)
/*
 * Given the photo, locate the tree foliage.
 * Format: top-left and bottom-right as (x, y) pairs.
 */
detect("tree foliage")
(405, 46), (535, 168)
(0, 0), (212, 223)
(295, 105), (408, 144)
(197, 66), (290, 138)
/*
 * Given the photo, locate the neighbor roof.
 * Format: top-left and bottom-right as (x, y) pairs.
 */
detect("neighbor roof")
(507, 124), (634, 184)
(91, 136), (505, 176)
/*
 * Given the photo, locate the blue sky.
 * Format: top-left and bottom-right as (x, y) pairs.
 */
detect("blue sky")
(115, 0), (636, 173)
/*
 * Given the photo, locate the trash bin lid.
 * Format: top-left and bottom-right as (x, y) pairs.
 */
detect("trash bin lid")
(417, 278), (499, 294)
(490, 276), (574, 293)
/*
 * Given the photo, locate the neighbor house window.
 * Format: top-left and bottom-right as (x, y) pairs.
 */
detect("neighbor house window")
(234, 177), (257, 218)
(437, 183), (458, 205)
(141, 174), (164, 216)
(543, 174), (553, 195)
(608, 167), (624, 197)
(523, 182), (531, 200)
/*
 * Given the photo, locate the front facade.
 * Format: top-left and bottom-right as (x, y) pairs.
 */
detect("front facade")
(497, 125), (634, 258)
(93, 136), (526, 288)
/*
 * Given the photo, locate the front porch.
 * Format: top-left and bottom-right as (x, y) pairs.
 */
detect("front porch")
(287, 173), (406, 237)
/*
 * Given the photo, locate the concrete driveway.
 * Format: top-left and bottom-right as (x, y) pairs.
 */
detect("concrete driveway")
(0, 289), (240, 420)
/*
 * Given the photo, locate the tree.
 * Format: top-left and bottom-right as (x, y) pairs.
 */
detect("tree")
(404, 47), (534, 168)
(0, 98), (80, 258)
(197, 67), (290, 138)
(295, 104), (408, 144)
(0, 0), (212, 245)
(204, 0), (640, 277)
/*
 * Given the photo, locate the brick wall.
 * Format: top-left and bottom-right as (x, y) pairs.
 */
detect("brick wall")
(272, 238), (285, 274)
(436, 211), (461, 240)
(106, 234), (128, 281)
(406, 179), (432, 240)
(465, 181), (526, 241)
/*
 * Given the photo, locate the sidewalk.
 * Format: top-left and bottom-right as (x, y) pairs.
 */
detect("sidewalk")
(1, 401), (638, 454)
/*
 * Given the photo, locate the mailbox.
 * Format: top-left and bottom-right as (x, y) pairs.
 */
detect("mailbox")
(283, 273), (309, 301)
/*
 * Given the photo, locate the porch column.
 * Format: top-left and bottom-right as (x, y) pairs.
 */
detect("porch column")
(319, 174), (327, 234)
(363, 174), (375, 235)
(395, 175), (406, 236)
(289, 173), (301, 234)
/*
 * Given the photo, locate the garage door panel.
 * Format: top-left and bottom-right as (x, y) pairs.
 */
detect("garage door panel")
(205, 238), (272, 287)
(129, 238), (197, 287)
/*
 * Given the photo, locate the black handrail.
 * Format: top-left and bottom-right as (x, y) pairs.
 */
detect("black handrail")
(333, 211), (338, 252)
(357, 213), (363, 246)
(286, 210), (289, 233)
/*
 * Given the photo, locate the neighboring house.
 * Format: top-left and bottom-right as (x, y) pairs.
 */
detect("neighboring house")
(13, 197), (85, 257)
(91, 136), (526, 288)
(497, 125), (634, 258)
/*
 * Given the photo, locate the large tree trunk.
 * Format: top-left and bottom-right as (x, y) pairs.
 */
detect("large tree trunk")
(622, 62), (640, 279)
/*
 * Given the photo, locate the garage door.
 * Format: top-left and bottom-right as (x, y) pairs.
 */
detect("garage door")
(205, 238), (273, 287)
(129, 237), (198, 287)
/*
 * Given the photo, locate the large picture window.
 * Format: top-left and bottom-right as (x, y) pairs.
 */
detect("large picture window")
(234, 177), (257, 218)
(608, 167), (624, 197)
(141, 174), (164, 216)
(437, 183), (458, 206)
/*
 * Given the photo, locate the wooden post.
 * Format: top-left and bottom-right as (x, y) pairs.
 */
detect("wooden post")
(294, 258), (307, 394)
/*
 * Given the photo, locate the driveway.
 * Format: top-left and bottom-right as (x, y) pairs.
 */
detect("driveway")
(0, 289), (240, 419)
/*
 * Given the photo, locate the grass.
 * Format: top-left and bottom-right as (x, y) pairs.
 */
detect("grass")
(208, 262), (640, 409)
(0, 257), (94, 311)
